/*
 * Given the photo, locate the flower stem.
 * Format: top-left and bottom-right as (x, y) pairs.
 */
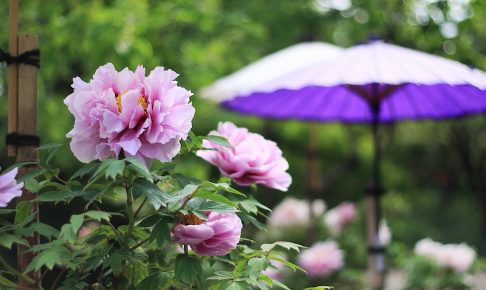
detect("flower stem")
(184, 245), (189, 255)
(125, 186), (135, 244)
(0, 255), (35, 285)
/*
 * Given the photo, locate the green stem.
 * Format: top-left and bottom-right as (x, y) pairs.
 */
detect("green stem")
(125, 186), (135, 244)
(184, 245), (189, 255)
(0, 255), (35, 285)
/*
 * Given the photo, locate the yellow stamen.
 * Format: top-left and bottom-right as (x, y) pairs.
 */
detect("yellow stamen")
(115, 91), (148, 114)
(178, 213), (204, 225)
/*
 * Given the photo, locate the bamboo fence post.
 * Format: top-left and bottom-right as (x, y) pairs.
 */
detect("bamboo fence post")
(15, 34), (41, 289)
(7, 0), (18, 157)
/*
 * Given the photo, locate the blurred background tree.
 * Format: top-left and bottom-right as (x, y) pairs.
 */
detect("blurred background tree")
(1, 0), (486, 255)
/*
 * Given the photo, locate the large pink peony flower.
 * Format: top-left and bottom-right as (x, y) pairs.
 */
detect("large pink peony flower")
(64, 63), (195, 163)
(173, 211), (242, 256)
(197, 122), (291, 191)
(297, 241), (344, 277)
(0, 167), (23, 207)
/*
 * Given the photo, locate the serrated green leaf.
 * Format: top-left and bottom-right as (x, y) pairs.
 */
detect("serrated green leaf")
(125, 157), (151, 179)
(84, 211), (113, 222)
(0, 275), (19, 288)
(151, 221), (171, 245)
(137, 272), (173, 290)
(27, 223), (60, 239)
(105, 159), (125, 180)
(187, 199), (236, 213)
(14, 201), (33, 225)
(70, 162), (99, 180)
(272, 280), (291, 290)
(59, 224), (76, 243)
(35, 190), (85, 203)
(0, 233), (28, 249)
(217, 281), (252, 290)
(194, 190), (237, 208)
(70, 214), (84, 234)
(175, 254), (202, 285)
(17, 168), (46, 182)
(260, 241), (305, 253)
(26, 246), (72, 272)
(269, 256), (306, 273)
(204, 135), (233, 148)
(246, 257), (269, 279)
(133, 178), (169, 210)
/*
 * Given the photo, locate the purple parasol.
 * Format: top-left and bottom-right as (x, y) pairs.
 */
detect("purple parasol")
(219, 40), (486, 290)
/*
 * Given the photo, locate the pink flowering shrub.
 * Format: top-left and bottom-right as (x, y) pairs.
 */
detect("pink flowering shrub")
(173, 211), (242, 256)
(197, 122), (291, 191)
(0, 167), (23, 207)
(65, 63), (195, 164)
(297, 241), (344, 277)
(0, 64), (317, 290)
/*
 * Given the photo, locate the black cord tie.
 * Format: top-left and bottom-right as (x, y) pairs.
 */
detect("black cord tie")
(6, 133), (40, 147)
(0, 48), (40, 68)
(368, 245), (386, 254)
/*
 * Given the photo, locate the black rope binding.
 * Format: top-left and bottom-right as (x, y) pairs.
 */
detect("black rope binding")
(368, 245), (387, 254)
(6, 133), (40, 147)
(0, 48), (40, 68)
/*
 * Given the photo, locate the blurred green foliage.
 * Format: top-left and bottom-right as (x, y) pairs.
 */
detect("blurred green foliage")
(1, 0), (486, 256)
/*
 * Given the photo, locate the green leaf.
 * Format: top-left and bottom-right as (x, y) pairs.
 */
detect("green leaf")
(17, 168), (46, 182)
(84, 210), (113, 222)
(137, 214), (163, 227)
(260, 241), (306, 253)
(27, 223), (60, 239)
(175, 254), (203, 285)
(26, 246), (72, 272)
(15, 201), (33, 225)
(239, 197), (271, 215)
(0, 275), (19, 288)
(217, 281), (252, 290)
(246, 257), (269, 279)
(194, 190), (237, 208)
(0, 233), (28, 249)
(151, 220), (171, 245)
(133, 178), (169, 210)
(36, 143), (63, 151)
(137, 272), (173, 290)
(272, 280), (291, 290)
(70, 214), (85, 234)
(188, 199), (236, 213)
(105, 159), (125, 180)
(304, 287), (333, 290)
(35, 190), (85, 203)
(24, 178), (39, 193)
(59, 224), (76, 243)
(204, 135), (233, 148)
(70, 162), (99, 180)
(125, 157), (151, 179)
(269, 256), (306, 273)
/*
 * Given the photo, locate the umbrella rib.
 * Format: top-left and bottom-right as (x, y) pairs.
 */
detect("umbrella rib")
(401, 84), (423, 118)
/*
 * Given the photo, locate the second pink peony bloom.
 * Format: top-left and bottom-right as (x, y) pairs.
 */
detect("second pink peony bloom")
(197, 122), (292, 191)
(173, 211), (242, 256)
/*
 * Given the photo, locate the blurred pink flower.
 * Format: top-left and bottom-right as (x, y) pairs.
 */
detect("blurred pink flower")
(297, 241), (344, 277)
(0, 167), (23, 207)
(324, 202), (357, 236)
(65, 63), (195, 164)
(414, 238), (476, 272)
(173, 212), (242, 256)
(268, 198), (326, 228)
(78, 222), (100, 239)
(262, 256), (287, 281)
(197, 122), (291, 191)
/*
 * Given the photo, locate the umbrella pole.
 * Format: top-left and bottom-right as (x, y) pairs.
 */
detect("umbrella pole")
(366, 114), (385, 290)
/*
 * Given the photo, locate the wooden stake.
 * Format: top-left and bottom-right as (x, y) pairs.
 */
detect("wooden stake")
(16, 34), (41, 289)
(7, 0), (19, 157)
